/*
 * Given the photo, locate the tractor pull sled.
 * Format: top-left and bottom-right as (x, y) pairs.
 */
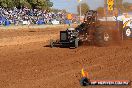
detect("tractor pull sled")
(50, 10), (123, 48)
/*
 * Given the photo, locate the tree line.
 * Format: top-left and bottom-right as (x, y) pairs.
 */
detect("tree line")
(77, 0), (132, 15)
(0, 0), (131, 14)
(0, 0), (53, 9)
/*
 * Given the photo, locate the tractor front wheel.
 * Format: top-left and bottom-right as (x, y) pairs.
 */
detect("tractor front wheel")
(75, 38), (79, 48)
(50, 39), (54, 48)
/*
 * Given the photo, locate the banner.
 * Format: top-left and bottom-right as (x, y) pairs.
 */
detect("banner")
(67, 14), (72, 20)
(107, 0), (114, 11)
(107, 0), (114, 5)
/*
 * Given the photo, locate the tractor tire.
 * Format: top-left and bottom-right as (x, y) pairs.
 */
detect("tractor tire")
(69, 38), (78, 49)
(95, 27), (111, 47)
(50, 39), (54, 48)
(75, 38), (79, 48)
(123, 26), (132, 39)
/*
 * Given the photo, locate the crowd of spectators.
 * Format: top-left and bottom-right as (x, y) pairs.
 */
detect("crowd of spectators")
(0, 7), (74, 26)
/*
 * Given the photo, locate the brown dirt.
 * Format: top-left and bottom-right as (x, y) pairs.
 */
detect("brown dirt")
(0, 27), (132, 88)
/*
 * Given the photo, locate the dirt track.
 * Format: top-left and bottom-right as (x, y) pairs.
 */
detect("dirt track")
(0, 26), (132, 88)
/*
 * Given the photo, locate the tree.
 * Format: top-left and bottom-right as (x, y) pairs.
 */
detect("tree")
(97, 7), (104, 17)
(115, 0), (123, 8)
(115, 0), (123, 12)
(51, 8), (67, 14)
(0, 0), (53, 9)
(0, 0), (14, 8)
(77, 3), (89, 15)
(123, 2), (132, 12)
(114, 0), (132, 12)
(27, 0), (53, 9)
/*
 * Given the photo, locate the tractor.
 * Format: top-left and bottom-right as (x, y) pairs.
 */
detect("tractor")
(50, 10), (123, 48)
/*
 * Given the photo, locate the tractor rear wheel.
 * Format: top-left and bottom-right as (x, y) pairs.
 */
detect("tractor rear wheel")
(95, 27), (111, 46)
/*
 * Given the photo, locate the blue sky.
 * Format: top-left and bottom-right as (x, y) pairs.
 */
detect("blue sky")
(50, 0), (132, 14)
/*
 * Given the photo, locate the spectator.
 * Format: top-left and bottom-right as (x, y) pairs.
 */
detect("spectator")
(0, 7), (77, 26)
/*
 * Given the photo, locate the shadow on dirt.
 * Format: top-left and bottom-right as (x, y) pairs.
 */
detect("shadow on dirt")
(43, 44), (78, 49)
